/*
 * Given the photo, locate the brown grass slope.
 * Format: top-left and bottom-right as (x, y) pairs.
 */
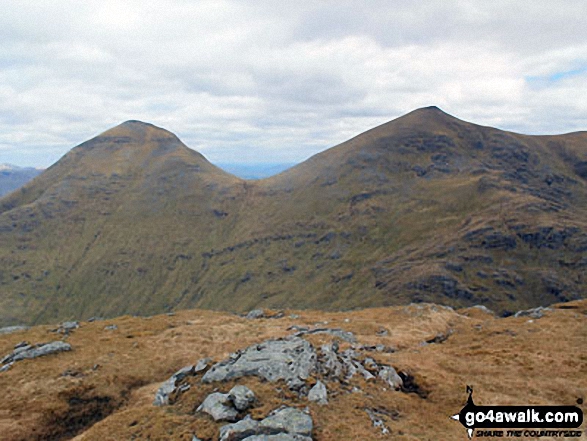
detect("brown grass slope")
(1, 108), (587, 326)
(0, 300), (585, 440)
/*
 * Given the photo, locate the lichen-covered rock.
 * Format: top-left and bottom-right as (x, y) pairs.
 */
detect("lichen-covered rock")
(228, 385), (256, 411)
(308, 381), (327, 405)
(197, 392), (239, 422)
(153, 365), (195, 406)
(202, 337), (317, 389)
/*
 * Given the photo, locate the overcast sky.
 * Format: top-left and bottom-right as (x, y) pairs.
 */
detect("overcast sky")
(1, 0), (586, 168)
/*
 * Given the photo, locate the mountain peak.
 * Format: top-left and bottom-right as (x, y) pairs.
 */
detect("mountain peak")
(97, 120), (177, 140)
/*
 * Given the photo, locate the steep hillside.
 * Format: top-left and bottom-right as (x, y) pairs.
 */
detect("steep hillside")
(1, 109), (586, 326)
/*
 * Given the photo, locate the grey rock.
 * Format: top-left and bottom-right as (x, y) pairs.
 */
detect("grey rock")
(514, 306), (552, 319)
(366, 408), (390, 435)
(228, 385), (256, 411)
(378, 365), (403, 390)
(295, 328), (356, 343)
(471, 305), (495, 315)
(153, 365), (195, 406)
(87, 317), (104, 322)
(319, 343), (344, 380)
(287, 325), (309, 332)
(57, 321), (79, 334)
(353, 360), (376, 381)
(0, 362), (13, 372)
(289, 314), (300, 319)
(195, 357), (212, 373)
(192, 436), (202, 441)
(220, 407), (314, 441)
(0, 325), (29, 335)
(244, 435), (312, 441)
(197, 392), (238, 422)
(203, 337), (317, 389)
(2, 341), (72, 365)
(357, 344), (395, 353)
(308, 381), (328, 405)
(259, 407), (313, 437)
(339, 349), (361, 380)
(219, 415), (260, 441)
(104, 325), (118, 331)
(246, 309), (265, 320)
(363, 358), (378, 371)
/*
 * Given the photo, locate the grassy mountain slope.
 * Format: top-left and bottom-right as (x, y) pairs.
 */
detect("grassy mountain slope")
(1, 109), (586, 325)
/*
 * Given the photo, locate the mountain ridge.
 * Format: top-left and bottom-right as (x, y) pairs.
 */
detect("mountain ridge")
(0, 107), (586, 326)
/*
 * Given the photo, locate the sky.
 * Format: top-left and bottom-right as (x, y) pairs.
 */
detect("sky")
(1, 0), (586, 168)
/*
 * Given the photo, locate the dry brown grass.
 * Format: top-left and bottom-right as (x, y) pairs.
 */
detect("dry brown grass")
(1, 301), (585, 440)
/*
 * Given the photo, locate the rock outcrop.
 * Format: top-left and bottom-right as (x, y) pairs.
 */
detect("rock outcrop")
(153, 365), (195, 406)
(1, 341), (71, 367)
(202, 337), (317, 390)
(219, 407), (313, 441)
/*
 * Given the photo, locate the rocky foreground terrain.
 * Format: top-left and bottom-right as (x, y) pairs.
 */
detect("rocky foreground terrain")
(1, 300), (585, 440)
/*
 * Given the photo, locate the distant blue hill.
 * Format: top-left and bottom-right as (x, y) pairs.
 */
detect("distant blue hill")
(0, 164), (42, 197)
(216, 163), (297, 180)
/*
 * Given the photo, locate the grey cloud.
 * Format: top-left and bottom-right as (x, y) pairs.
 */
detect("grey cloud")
(0, 0), (586, 168)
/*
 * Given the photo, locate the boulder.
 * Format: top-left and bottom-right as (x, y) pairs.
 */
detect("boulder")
(246, 309), (265, 320)
(259, 407), (313, 437)
(57, 321), (79, 334)
(228, 385), (256, 411)
(378, 366), (403, 390)
(219, 415), (260, 441)
(202, 337), (317, 389)
(197, 392), (238, 422)
(153, 365), (195, 406)
(307, 381), (328, 405)
(219, 407), (313, 441)
(195, 357), (212, 373)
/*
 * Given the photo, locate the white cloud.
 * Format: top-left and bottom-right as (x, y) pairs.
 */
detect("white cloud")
(0, 0), (586, 167)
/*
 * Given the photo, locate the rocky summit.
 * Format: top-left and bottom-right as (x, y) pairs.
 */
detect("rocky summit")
(1, 107), (587, 326)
